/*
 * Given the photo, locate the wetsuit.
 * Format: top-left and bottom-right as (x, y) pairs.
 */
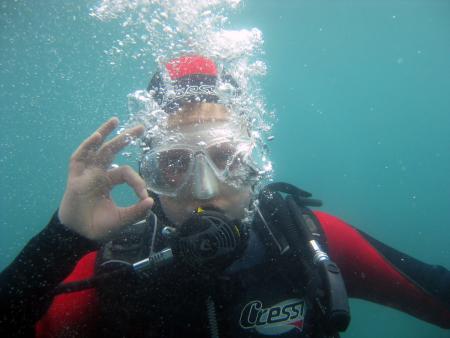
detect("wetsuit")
(1, 205), (449, 337)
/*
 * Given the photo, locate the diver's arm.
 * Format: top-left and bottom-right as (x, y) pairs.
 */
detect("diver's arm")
(0, 211), (99, 337)
(314, 211), (450, 329)
(0, 118), (153, 337)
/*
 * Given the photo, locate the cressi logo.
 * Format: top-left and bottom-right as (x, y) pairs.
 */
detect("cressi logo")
(172, 84), (216, 99)
(239, 298), (306, 335)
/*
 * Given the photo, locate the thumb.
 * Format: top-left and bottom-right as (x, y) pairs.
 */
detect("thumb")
(117, 197), (154, 226)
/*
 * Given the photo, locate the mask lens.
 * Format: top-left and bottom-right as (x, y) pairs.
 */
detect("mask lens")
(207, 141), (253, 176)
(207, 142), (237, 171)
(159, 149), (192, 186)
(141, 148), (193, 195)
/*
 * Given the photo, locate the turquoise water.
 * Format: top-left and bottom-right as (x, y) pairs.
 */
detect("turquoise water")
(1, 1), (449, 337)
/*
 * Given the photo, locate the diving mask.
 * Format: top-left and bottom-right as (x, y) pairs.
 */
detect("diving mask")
(140, 124), (260, 197)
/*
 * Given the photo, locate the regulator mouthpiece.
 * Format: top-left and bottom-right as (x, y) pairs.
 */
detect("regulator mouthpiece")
(171, 208), (248, 271)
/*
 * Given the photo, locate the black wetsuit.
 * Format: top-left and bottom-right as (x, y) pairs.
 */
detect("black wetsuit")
(1, 205), (449, 337)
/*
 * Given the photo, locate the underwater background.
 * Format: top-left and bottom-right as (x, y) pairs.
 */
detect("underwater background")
(1, 0), (449, 337)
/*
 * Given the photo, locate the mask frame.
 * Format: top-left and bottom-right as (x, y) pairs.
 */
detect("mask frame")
(140, 136), (259, 197)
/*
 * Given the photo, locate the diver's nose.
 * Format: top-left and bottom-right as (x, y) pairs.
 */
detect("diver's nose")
(192, 154), (219, 200)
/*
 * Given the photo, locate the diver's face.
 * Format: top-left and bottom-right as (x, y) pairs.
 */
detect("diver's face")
(156, 103), (254, 225)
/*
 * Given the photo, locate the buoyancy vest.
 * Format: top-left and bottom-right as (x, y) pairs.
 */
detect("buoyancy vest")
(35, 212), (344, 337)
(37, 182), (346, 337)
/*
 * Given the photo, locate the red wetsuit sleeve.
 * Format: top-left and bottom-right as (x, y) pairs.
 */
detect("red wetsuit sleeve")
(35, 251), (99, 338)
(313, 211), (450, 329)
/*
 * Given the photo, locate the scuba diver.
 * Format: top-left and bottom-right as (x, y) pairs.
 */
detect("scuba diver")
(1, 55), (449, 338)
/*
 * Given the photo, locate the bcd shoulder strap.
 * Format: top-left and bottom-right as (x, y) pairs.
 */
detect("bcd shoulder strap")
(254, 182), (327, 256)
(254, 182), (350, 337)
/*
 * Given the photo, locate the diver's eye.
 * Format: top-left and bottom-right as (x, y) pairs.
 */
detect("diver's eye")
(158, 149), (192, 186)
(228, 152), (247, 172)
(207, 142), (236, 170)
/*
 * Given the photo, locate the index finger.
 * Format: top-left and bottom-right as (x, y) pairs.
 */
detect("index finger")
(71, 117), (119, 162)
(97, 124), (145, 167)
